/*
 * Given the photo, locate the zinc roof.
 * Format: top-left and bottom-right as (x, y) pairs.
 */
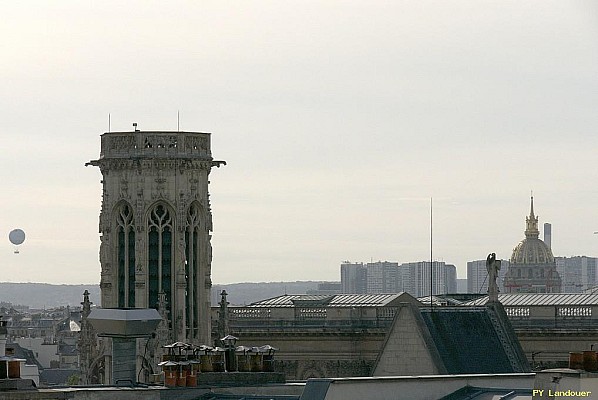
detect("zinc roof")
(246, 293), (406, 308)
(464, 293), (598, 306)
(419, 307), (525, 374)
(417, 295), (465, 306)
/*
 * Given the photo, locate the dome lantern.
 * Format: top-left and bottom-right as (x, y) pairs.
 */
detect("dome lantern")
(525, 195), (539, 239)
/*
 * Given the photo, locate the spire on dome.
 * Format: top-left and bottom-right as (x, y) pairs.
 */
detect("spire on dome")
(525, 195), (539, 238)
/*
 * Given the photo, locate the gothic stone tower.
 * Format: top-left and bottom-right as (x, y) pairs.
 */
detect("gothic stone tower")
(87, 130), (225, 345)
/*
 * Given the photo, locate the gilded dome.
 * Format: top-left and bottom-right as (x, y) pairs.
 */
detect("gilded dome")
(510, 196), (554, 265)
(510, 237), (554, 264)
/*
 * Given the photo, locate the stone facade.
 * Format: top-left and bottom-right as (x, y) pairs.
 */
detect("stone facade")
(212, 293), (422, 380)
(229, 327), (383, 380)
(87, 130), (225, 345)
(372, 303), (440, 376)
(276, 359), (373, 380)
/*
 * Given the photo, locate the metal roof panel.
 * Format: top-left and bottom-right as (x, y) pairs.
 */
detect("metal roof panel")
(463, 293), (598, 306)
(246, 293), (405, 308)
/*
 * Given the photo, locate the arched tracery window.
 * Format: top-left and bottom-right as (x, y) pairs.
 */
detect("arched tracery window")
(148, 204), (173, 317)
(185, 203), (200, 339)
(116, 203), (135, 308)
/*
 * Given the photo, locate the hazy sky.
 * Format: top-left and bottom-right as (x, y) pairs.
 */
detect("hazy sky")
(1, 1), (597, 285)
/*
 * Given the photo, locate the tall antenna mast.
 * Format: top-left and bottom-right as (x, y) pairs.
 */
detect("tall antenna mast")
(177, 110), (180, 131)
(430, 197), (433, 311)
(108, 113), (111, 132)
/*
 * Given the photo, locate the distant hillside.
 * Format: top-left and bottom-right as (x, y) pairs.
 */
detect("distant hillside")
(0, 283), (100, 309)
(0, 281), (332, 308)
(0, 281), (333, 309)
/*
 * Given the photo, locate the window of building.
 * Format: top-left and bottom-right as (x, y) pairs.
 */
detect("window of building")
(185, 203), (201, 339)
(116, 203), (135, 308)
(148, 204), (173, 323)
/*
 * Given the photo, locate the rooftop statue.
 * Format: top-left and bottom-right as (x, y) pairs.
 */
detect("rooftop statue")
(486, 253), (501, 302)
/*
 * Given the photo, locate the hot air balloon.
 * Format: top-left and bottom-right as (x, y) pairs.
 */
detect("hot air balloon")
(9, 229), (25, 254)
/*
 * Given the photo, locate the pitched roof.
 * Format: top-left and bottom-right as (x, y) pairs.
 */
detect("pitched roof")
(464, 293), (598, 306)
(419, 308), (516, 374)
(58, 344), (78, 356)
(372, 302), (529, 376)
(6, 342), (41, 365)
(246, 293), (412, 308)
(39, 368), (80, 386)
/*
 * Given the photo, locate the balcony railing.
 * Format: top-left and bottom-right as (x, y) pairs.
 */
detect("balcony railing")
(220, 318), (394, 330)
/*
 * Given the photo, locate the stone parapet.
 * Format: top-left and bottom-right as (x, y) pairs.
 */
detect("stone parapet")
(97, 131), (212, 161)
